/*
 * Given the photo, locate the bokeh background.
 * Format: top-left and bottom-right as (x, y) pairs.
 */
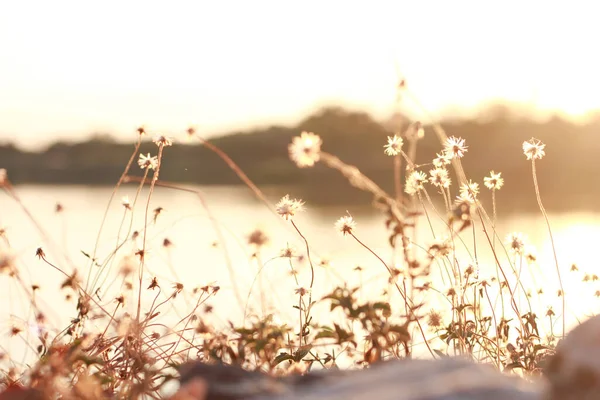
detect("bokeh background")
(1, 1), (600, 209)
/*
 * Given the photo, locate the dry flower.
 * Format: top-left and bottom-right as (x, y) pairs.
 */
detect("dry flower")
(147, 277), (159, 290)
(121, 196), (131, 210)
(505, 232), (526, 255)
(280, 244), (297, 258)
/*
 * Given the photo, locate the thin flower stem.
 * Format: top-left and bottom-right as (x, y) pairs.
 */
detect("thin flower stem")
(194, 135), (281, 219)
(136, 145), (165, 324)
(123, 174), (246, 313)
(290, 220), (315, 291)
(491, 190), (497, 251)
(531, 159), (565, 337)
(85, 137), (141, 291)
(393, 155), (403, 205)
(476, 211), (525, 334)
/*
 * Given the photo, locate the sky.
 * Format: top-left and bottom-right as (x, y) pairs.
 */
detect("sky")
(1, 1), (599, 149)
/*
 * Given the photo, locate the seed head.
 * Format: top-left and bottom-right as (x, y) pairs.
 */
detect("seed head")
(295, 287), (310, 297)
(524, 245), (537, 263)
(280, 244), (297, 258)
(147, 277), (159, 290)
(505, 232), (526, 255)
(523, 138), (546, 160)
(121, 196), (131, 210)
(288, 131), (322, 168)
(570, 264), (578, 272)
(153, 207), (163, 224)
(35, 247), (45, 259)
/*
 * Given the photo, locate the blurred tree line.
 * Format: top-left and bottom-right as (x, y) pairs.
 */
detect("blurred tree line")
(1, 106), (598, 210)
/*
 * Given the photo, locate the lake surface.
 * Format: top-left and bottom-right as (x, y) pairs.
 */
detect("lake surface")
(1, 184), (600, 364)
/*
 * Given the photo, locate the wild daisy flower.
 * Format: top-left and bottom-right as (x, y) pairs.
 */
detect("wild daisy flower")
(405, 170), (427, 195)
(384, 135), (403, 156)
(459, 180), (480, 202)
(522, 138), (546, 160)
(484, 171), (504, 190)
(444, 136), (468, 158)
(429, 168), (451, 188)
(276, 195), (304, 220)
(433, 151), (452, 168)
(153, 135), (174, 147)
(505, 232), (526, 255)
(138, 153), (158, 170)
(288, 131), (322, 168)
(335, 216), (356, 236)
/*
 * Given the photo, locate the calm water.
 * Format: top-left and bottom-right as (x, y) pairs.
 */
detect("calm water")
(1, 185), (600, 362)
